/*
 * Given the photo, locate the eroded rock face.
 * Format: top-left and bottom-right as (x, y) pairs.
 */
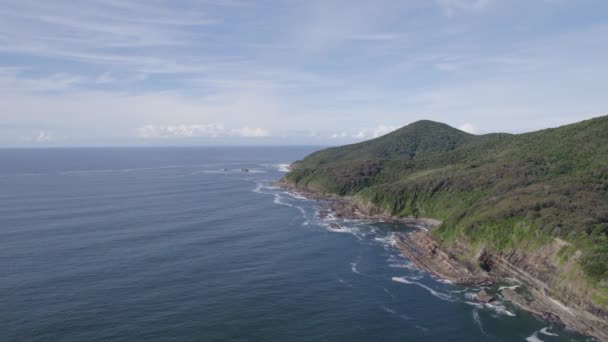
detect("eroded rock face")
(396, 230), (608, 342)
(395, 230), (493, 286)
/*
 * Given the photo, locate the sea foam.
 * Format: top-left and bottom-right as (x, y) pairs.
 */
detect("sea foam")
(391, 276), (456, 303)
(526, 331), (545, 342)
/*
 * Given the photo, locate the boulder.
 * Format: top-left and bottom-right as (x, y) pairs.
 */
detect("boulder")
(476, 290), (495, 303)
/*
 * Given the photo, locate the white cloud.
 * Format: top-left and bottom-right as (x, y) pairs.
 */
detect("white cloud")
(371, 124), (398, 138)
(232, 127), (270, 137)
(330, 131), (348, 139)
(458, 123), (476, 134)
(137, 124), (226, 139)
(329, 124), (398, 140)
(21, 130), (62, 143)
(0, 1), (606, 145)
(137, 124), (270, 139)
(0, 0), (223, 76)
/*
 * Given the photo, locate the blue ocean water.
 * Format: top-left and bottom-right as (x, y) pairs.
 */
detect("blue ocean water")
(0, 147), (593, 342)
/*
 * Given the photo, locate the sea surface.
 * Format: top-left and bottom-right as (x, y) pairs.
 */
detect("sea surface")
(0, 147), (594, 342)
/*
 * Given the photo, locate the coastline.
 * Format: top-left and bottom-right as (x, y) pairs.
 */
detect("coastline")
(275, 179), (441, 230)
(277, 179), (608, 342)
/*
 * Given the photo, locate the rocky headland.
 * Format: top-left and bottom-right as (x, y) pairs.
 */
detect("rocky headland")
(278, 179), (608, 341)
(279, 117), (608, 341)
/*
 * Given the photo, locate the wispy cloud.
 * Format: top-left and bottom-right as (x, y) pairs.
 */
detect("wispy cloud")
(0, 0), (220, 75)
(0, 69), (82, 92)
(435, 0), (494, 16)
(0, 0), (607, 145)
(330, 125), (398, 140)
(137, 124), (270, 139)
(348, 33), (403, 41)
(20, 130), (64, 143)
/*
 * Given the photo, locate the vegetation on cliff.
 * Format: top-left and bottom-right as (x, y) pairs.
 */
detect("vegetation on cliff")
(284, 117), (608, 292)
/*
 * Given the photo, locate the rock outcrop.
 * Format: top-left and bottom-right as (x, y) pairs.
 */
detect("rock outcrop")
(396, 230), (608, 342)
(475, 290), (495, 303)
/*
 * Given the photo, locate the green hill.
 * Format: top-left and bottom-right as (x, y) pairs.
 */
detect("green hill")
(284, 116), (608, 286)
(299, 120), (476, 164)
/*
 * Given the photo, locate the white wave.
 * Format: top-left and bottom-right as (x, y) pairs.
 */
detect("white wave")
(260, 163), (292, 172)
(323, 222), (360, 236)
(415, 325), (429, 332)
(473, 309), (487, 336)
(464, 293), (515, 316)
(351, 261), (361, 275)
(318, 211), (338, 221)
(277, 163), (291, 172)
(273, 193), (293, 207)
(383, 287), (396, 299)
(253, 182), (264, 193)
(484, 302), (516, 317)
(337, 277), (353, 288)
(388, 262), (416, 269)
(498, 284), (520, 291)
(450, 289), (468, 293)
(253, 182), (279, 194)
(526, 331), (545, 342)
(405, 274), (423, 280)
(272, 194), (310, 225)
(245, 169), (266, 174)
(374, 233), (397, 246)
(391, 276), (456, 302)
(382, 306), (397, 314)
(284, 191), (310, 201)
(464, 301), (484, 308)
(435, 278), (454, 285)
(539, 327), (558, 337)
(301, 215), (310, 226)
(465, 292), (477, 301)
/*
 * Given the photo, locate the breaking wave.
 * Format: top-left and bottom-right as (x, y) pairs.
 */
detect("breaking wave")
(272, 194), (309, 225)
(382, 306), (397, 314)
(540, 327), (559, 337)
(391, 276), (456, 303)
(526, 331), (545, 342)
(351, 261), (362, 275)
(277, 164), (291, 172)
(473, 309), (487, 336)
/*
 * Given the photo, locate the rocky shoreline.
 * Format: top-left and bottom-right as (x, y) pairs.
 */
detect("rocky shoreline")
(278, 180), (608, 342)
(396, 229), (608, 341)
(276, 179), (441, 229)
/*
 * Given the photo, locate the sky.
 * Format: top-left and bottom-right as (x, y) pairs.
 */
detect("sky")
(1, 0), (607, 146)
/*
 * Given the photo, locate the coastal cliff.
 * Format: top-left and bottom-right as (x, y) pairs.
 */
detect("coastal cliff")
(396, 230), (608, 341)
(281, 116), (608, 341)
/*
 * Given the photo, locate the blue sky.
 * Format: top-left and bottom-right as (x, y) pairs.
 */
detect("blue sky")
(1, 0), (607, 146)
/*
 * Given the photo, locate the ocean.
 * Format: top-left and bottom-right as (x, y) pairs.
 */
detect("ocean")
(0, 147), (593, 341)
